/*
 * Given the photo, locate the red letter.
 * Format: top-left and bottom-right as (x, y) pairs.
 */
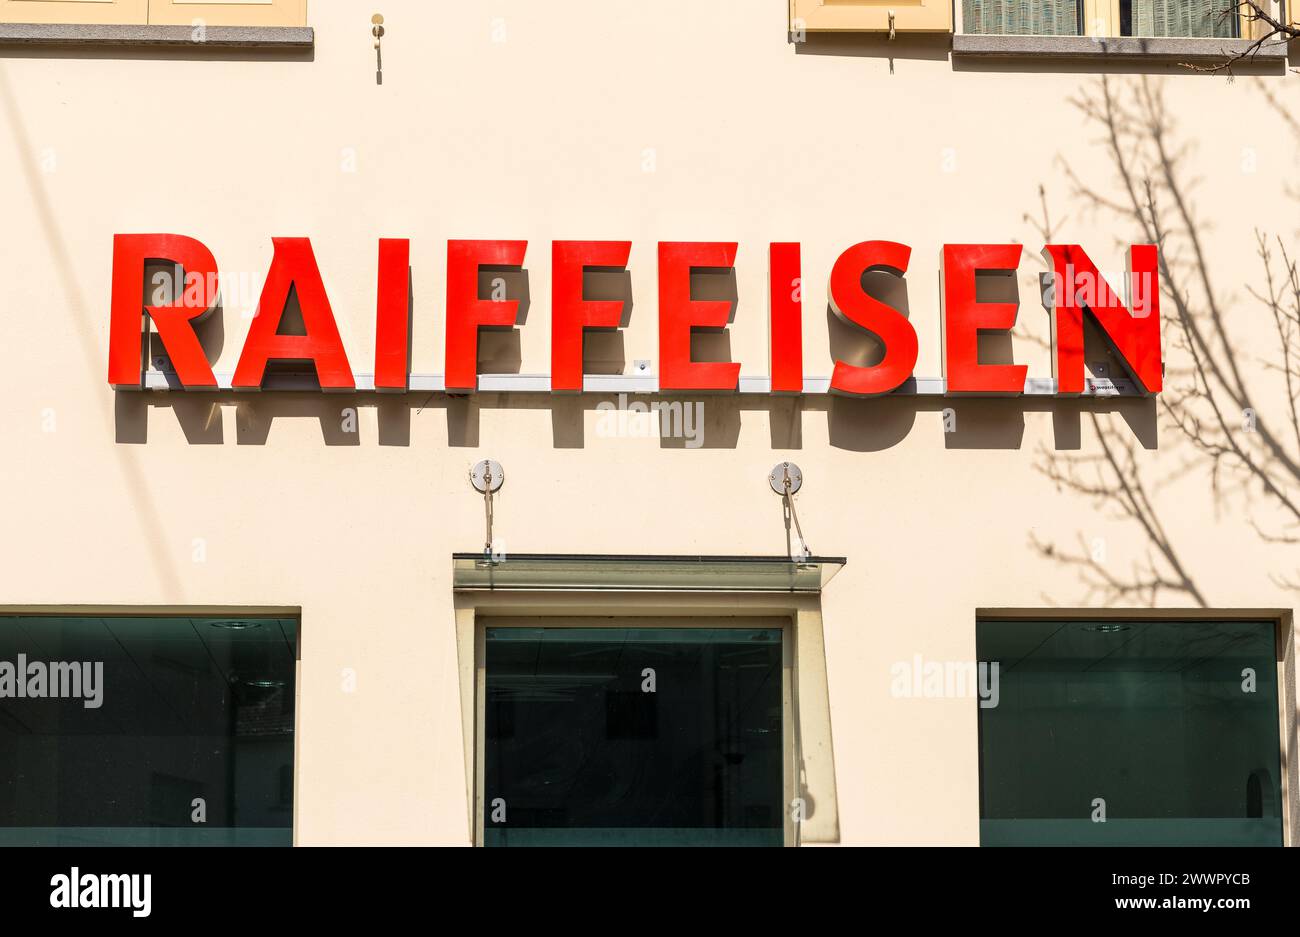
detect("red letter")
(941, 244), (1028, 395)
(1042, 244), (1162, 394)
(108, 234), (219, 389)
(769, 243), (803, 395)
(232, 238), (355, 391)
(658, 241), (741, 392)
(551, 240), (631, 393)
(374, 238), (411, 391)
(828, 241), (917, 396)
(445, 239), (528, 392)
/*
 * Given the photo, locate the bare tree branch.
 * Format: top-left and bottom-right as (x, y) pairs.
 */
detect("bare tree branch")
(1183, 1), (1296, 74)
(1034, 72), (1300, 602)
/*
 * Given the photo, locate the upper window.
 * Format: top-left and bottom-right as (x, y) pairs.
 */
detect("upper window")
(0, 613), (298, 845)
(978, 617), (1284, 846)
(964, 0), (1083, 36)
(1125, 0), (1239, 36)
(0, 0), (306, 27)
(791, 0), (1269, 37)
(962, 0), (1247, 38)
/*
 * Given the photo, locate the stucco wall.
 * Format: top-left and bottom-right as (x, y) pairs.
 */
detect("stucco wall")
(0, 1), (1296, 844)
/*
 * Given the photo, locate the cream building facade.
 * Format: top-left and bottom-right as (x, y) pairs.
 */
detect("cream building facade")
(0, 0), (1296, 846)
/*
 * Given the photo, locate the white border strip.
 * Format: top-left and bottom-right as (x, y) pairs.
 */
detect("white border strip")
(137, 372), (1141, 397)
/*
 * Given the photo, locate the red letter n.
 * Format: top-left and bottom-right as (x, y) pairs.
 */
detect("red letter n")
(1042, 244), (1161, 395)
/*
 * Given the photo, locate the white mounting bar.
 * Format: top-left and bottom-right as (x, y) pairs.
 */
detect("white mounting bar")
(136, 373), (1142, 396)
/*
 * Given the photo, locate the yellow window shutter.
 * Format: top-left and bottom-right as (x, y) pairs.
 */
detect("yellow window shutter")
(0, 0), (148, 25)
(147, 0), (306, 27)
(790, 0), (954, 32)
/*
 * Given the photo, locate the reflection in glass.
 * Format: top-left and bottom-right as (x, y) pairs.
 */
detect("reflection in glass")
(1125, 0), (1238, 38)
(963, 0), (1082, 36)
(484, 626), (784, 846)
(978, 619), (1282, 846)
(0, 615), (297, 845)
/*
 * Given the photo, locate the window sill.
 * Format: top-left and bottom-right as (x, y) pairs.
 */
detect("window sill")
(952, 34), (1287, 62)
(0, 23), (312, 49)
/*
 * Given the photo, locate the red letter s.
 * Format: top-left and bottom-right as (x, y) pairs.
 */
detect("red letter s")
(828, 241), (917, 396)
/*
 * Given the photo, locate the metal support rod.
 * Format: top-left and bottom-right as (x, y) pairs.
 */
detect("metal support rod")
(470, 459), (505, 557)
(770, 462), (810, 562)
(783, 476), (810, 562)
(483, 465), (495, 555)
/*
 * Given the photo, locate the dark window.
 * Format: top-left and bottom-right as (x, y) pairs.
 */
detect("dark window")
(978, 619), (1283, 846)
(484, 626), (784, 846)
(0, 615), (297, 845)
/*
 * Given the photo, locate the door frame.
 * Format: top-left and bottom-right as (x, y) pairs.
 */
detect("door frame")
(453, 590), (840, 846)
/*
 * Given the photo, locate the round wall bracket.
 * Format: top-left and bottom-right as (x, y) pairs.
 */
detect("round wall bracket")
(768, 461), (803, 495)
(470, 459), (504, 493)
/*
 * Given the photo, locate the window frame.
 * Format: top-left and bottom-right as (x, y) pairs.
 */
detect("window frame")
(454, 589), (841, 847)
(974, 607), (1297, 847)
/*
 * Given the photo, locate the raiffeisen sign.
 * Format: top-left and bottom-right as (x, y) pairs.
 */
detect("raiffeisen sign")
(106, 235), (1162, 397)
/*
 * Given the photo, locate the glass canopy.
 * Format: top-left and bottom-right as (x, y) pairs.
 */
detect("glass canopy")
(451, 553), (846, 592)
